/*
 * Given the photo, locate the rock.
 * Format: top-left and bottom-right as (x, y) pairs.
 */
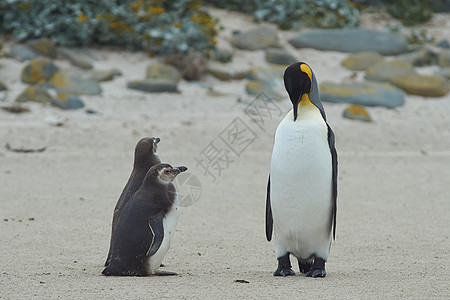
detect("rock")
(343, 105), (372, 122)
(26, 38), (57, 58)
(9, 44), (38, 62)
(211, 48), (233, 63)
(49, 71), (102, 95)
(21, 59), (59, 84)
(207, 66), (248, 81)
(265, 48), (297, 65)
(288, 29), (409, 55)
(127, 79), (178, 93)
(90, 69), (121, 82)
(146, 62), (182, 82)
(51, 94), (85, 109)
(435, 68), (450, 79)
(163, 51), (208, 81)
(247, 65), (285, 87)
(341, 51), (384, 71)
(391, 74), (449, 97)
(365, 60), (415, 82)
(15, 86), (53, 104)
(436, 39), (450, 49)
(438, 49), (450, 67)
(245, 81), (282, 100)
(319, 81), (405, 108)
(0, 81), (6, 91)
(397, 48), (437, 66)
(231, 27), (279, 50)
(60, 48), (93, 69)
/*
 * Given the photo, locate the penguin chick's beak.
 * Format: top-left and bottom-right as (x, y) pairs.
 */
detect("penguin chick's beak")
(154, 137), (161, 144)
(171, 166), (188, 174)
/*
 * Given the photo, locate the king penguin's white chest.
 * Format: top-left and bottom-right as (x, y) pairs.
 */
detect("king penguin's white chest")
(148, 195), (179, 274)
(270, 104), (333, 259)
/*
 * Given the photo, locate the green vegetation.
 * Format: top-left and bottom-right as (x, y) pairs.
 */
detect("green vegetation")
(204, 0), (360, 29)
(0, 0), (218, 54)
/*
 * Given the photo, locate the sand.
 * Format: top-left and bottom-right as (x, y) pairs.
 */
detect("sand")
(1, 8), (449, 299)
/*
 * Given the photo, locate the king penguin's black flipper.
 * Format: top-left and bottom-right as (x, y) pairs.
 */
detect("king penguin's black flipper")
(266, 176), (273, 241)
(147, 212), (165, 257)
(327, 124), (338, 240)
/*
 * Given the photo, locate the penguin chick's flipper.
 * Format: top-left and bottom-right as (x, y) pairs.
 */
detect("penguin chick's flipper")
(265, 176), (273, 242)
(147, 212), (165, 257)
(305, 257), (326, 278)
(273, 253), (295, 277)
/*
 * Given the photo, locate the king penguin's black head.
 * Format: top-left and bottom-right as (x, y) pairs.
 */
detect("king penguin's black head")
(283, 62), (315, 121)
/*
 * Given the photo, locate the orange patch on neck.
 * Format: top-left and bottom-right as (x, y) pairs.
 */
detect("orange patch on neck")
(300, 64), (313, 92)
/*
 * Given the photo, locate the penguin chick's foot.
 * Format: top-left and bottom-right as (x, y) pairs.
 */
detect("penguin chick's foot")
(273, 253), (295, 277)
(273, 267), (295, 277)
(305, 257), (326, 278)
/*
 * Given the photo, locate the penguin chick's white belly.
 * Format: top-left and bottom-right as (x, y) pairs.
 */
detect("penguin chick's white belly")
(147, 196), (179, 274)
(270, 108), (332, 261)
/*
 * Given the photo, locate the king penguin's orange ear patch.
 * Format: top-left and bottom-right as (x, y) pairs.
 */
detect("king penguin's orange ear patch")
(300, 64), (313, 92)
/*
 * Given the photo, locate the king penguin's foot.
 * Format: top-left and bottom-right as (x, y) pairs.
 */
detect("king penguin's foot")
(298, 260), (312, 274)
(305, 257), (326, 278)
(273, 253), (295, 277)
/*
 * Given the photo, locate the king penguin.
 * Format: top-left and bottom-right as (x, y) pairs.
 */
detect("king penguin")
(266, 62), (338, 278)
(102, 163), (187, 276)
(105, 137), (161, 267)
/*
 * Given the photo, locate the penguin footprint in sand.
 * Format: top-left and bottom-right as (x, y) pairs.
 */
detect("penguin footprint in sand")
(266, 62), (338, 278)
(103, 163), (187, 276)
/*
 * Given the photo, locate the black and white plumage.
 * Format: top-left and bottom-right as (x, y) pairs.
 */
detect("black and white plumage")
(102, 163), (187, 276)
(266, 62), (338, 278)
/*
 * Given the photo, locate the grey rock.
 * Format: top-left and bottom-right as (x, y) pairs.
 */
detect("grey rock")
(247, 65), (285, 87)
(49, 71), (102, 95)
(207, 66), (248, 81)
(9, 44), (38, 62)
(435, 67), (450, 79)
(438, 49), (450, 67)
(231, 27), (279, 50)
(436, 39), (450, 49)
(289, 29), (409, 55)
(0, 81), (6, 91)
(21, 58), (59, 84)
(90, 69), (122, 82)
(245, 81), (282, 100)
(26, 38), (57, 58)
(51, 95), (85, 109)
(391, 74), (449, 97)
(397, 48), (437, 66)
(341, 51), (384, 71)
(146, 62), (182, 82)
(365, 60), (415, 82)
(212, 49), (233, 63)
(265, 48), (297, 65)
(15, 86), (53, 104)
(320, 81), (405, 108)
(60, 48), (93, 69)
(127, 79), (178, 93)
(342, 105), (372, 122)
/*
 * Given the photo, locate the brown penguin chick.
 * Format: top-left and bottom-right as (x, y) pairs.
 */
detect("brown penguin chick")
(102, 163), (188, 276)
(105, 137), (161, 267)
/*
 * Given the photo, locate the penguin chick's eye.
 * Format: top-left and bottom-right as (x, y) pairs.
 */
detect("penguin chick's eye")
(164, 169), (170, 174)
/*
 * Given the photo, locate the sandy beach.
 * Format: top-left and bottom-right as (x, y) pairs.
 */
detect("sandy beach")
(1, 7), (449, 299)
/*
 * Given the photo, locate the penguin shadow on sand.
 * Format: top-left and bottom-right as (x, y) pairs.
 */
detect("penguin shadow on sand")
(103, 137), (187, 276)
(265, 62), (338, 279)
